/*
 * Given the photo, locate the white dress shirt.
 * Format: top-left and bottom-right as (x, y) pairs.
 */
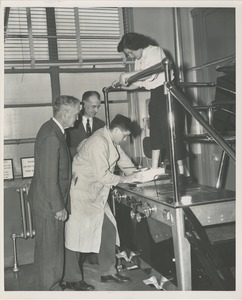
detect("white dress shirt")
(82, 115), (93, 133)
(52, 117), (65, 134)
(133, 45), (174, 90)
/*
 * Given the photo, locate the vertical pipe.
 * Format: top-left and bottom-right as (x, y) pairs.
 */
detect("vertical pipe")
(11, 185), (35, 272)
(19, 187), (27, 239)
(215, 151), (229, 189)
(171, 208), (192, 290)
(173, 8), (184, 82)
(26, 202), (34, 237)
(208, 105), (214, 125)
(12, 234), (20, 272)
(102, 88), (111, 126)
(163, 58), (180, 203)
(25, 186), (35, 238)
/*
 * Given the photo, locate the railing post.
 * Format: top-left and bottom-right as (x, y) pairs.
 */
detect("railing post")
(216, 150), (229, 188)
(11, 234), (20, 272)
(163, 58), (180, 203)
(102, 87), (111, 126)
(11, 185), (35, 272)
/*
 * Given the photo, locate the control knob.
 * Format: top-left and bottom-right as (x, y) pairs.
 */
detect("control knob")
(130, 210), (136, 219)
(114, 190), (127, 203)
(142, 202), (157, 218)
(136, 213), (145, 222)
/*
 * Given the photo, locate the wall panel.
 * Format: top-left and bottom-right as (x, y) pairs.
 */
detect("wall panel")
(4, 107), (53, 140)
(4, 73), (52, 105)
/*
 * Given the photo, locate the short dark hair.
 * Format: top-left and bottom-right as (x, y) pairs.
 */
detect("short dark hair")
(53, 95), (80, 115)
(82, 91), (100, 102)
(117, 32), (159, 53)
(109, 114), (133, 133)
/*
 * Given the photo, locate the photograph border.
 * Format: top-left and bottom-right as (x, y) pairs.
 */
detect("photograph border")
(1, 1), (241, 299)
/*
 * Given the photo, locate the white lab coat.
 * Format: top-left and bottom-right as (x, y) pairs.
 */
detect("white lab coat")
(65, 126), (136, 253)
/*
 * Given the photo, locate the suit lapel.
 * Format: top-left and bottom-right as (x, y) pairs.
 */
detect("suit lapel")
(93, 117), (99, 133)
(50, 118), (70, 160)
(78, 114), (87, 136)
(50, 119), (66, 141)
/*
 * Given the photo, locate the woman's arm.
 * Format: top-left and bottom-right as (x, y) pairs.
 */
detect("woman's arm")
(119, 84), (140, 91)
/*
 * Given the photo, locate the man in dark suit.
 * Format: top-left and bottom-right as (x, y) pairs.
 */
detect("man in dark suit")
(66, 91), (105, 159)
(27, 95), (82, 291)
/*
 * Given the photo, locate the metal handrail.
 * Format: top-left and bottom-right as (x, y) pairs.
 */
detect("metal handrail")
(103, 58), (235, 163)
(126, 61), (165, 84)
(12, 185), (35, 272)
(167, 82), (235, 162)
(178, 82), (216, 88)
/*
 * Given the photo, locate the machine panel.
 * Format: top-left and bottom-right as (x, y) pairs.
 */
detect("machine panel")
(112, 181), (235, 290)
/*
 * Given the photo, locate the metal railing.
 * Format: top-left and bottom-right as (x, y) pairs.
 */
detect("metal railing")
(103, 58), (235, 202)
(11, 184), (35, 272)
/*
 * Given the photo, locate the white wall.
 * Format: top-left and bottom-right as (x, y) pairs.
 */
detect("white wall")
(132, 8), (175, 58)
(59, 72), (128, 122)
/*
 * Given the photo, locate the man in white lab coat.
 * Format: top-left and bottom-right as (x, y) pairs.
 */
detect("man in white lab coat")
(62, 114), (139, 290)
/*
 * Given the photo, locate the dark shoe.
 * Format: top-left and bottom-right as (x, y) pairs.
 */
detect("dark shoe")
(185, 176), (193, 184)
(179, 175), (193, 185)
(59, 282), (66, 291)
(101, 273), (132, 284)
(65, 280), (95, 291)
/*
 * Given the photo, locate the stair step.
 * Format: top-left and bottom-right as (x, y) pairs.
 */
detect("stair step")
(205, 223), (235, 244)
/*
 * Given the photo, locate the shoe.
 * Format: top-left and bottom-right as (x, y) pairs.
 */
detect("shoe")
(101, 273), (132, 284)
(65, 280), (95, 291)
(59, 282), (66, 291)
(185, 176), (193, 184)
(179, 175), (193, 186)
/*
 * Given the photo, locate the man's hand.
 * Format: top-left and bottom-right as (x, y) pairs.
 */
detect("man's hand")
(55, 208), (67, 221)
(119, 172), (142, 184)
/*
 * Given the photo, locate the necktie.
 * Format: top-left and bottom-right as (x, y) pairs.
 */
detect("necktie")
(86, 118), (92, 137)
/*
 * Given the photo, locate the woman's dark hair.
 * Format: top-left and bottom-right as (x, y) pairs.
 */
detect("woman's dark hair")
(117, 32), (159, 52)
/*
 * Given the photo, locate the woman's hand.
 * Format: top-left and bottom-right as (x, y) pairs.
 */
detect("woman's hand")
(111, 71), (140, 91)
(111, 73), (130, 88)
(111, 80), (122, 88)
(119, 72), (130, 86)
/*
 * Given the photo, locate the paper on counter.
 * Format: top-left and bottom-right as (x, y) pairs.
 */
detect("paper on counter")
(134, 167), (166, 183)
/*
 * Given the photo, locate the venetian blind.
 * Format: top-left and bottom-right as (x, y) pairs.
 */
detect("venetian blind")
(4, 7), (125, 69)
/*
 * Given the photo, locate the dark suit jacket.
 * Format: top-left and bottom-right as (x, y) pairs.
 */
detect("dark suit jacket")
(65, 113), (105, 159)
(27, 118), (71, 217)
